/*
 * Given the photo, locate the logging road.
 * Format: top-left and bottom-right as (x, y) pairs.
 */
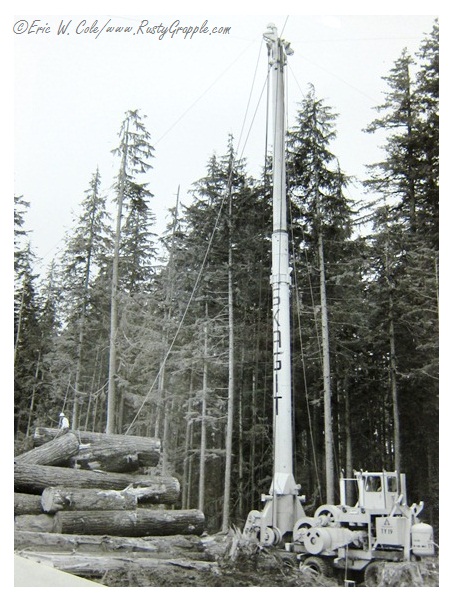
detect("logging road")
(14, 555), (106, 587)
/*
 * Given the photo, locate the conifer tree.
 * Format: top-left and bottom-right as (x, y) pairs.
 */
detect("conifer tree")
(14, 197), (42, 437)
(107, 110), (155, 434)
(58, 169), (112, 429)
(286, 88), (357, 504)
(364, 21), (438, 525)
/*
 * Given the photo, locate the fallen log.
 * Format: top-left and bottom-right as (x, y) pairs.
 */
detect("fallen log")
(14, 493), (42, 516)
(14, 463), (180, 504)
(34, 428), (160, 467)
(41, 487), (137, 513)
(54, 508), (205, 537)
(69, 445), (140, 473)
(14, 432), (80, 467)
(14, 531), (225, 560)
(15, 514), (56, 533)
(15, 550), (219, 579)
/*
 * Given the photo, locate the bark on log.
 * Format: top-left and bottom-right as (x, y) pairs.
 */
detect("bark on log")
(14, 493), (42, 516)
(41, 487), (137, 513)
(15, 514), (56, 533)
(14, 531), (225, 560)
(14, 463), (180, 504)
(15, 551), (218, 578)
(14, 433), (80, 467)
(54, 508), (205, 537)
(33, 428), (160, 467)
(69, 444), (140, 473)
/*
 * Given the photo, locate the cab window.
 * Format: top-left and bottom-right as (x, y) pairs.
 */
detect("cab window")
(365, 476), (382, 492)
(387, 476), (398, 493)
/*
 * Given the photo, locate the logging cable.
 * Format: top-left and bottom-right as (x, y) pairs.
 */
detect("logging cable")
(288, 193), (323, 503)
(124, 197), (227, 434)
(282, 52), (324, 501)
(125, 44), (268, 435)
(154, 38), (259, 147)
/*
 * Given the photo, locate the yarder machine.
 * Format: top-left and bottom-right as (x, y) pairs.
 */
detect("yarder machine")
(243, 24), (435, 586)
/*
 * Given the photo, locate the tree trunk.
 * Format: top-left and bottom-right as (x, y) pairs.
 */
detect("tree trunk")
(107, 119), (129, 435)
(343, 378), (354, 502)
(25, 352), (41, 438)
(14, 493), (42, 515)
(222, 195), (234, 532)
(318, 228), (334, 504)
(54, 508), (205, 537)
(250, 367), (257, 508)
(14, 464), (180, 504)
(15, 432), (80, 467)
(389, 289), (401, 474)
(182, 368), (194, 509)
(199, 312), (208, 512)
(15, 514), (56, 532)
(41, 487), (137, 513)
(160, 188), (179, 473)
(33, 428), (161, 467)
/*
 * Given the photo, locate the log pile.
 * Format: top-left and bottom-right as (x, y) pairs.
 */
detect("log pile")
(14, 428), (217, 584)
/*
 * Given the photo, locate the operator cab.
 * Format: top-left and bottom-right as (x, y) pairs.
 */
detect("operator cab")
(340, 470), (405, 514)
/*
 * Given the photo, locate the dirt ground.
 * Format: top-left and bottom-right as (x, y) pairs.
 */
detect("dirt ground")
(87, 534), (439, 588)
(91, 550), (337, 587)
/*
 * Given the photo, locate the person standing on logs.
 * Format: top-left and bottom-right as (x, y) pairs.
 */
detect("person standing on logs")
(59, 412), (70, 432)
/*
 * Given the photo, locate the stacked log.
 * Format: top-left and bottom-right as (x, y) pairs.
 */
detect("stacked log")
(14, 493), (42, 516)
(54, 508), (205, 537)
(41, 487), (137, 513)
(15, 514), (56, 533)
(33, 428), (161, 471)
(14, 463), (180, 504)
(14, 531), (225, 560)
(14, 428), (205, 542)
(15, 432), (80, 467)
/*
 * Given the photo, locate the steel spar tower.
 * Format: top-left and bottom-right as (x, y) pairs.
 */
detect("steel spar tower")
(244, 24), (305, 545)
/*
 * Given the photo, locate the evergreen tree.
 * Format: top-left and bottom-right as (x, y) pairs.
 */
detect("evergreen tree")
(107, 110), (155, 434)
(154, 137), (271, 530)
(57, 169), (112, 429)
(364, 22), (439, 528)
(286, 88), (360, 504)
(14, 196), (43, 438)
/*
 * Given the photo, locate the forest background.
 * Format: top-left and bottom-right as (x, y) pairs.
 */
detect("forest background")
(12, 9), (440, 540)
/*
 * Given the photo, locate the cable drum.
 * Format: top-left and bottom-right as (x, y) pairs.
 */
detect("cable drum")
(314, 504), (342, 526)
(304, 526), (366, 555)
(304, 527), (333, 554)
(293, 516), (318, 543)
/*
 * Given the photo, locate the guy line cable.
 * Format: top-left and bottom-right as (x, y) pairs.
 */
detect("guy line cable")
(125, 42), (269, 434)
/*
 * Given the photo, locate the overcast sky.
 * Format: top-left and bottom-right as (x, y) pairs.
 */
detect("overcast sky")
(13, 5), (439, 274)
(7, 2), (447, 592)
